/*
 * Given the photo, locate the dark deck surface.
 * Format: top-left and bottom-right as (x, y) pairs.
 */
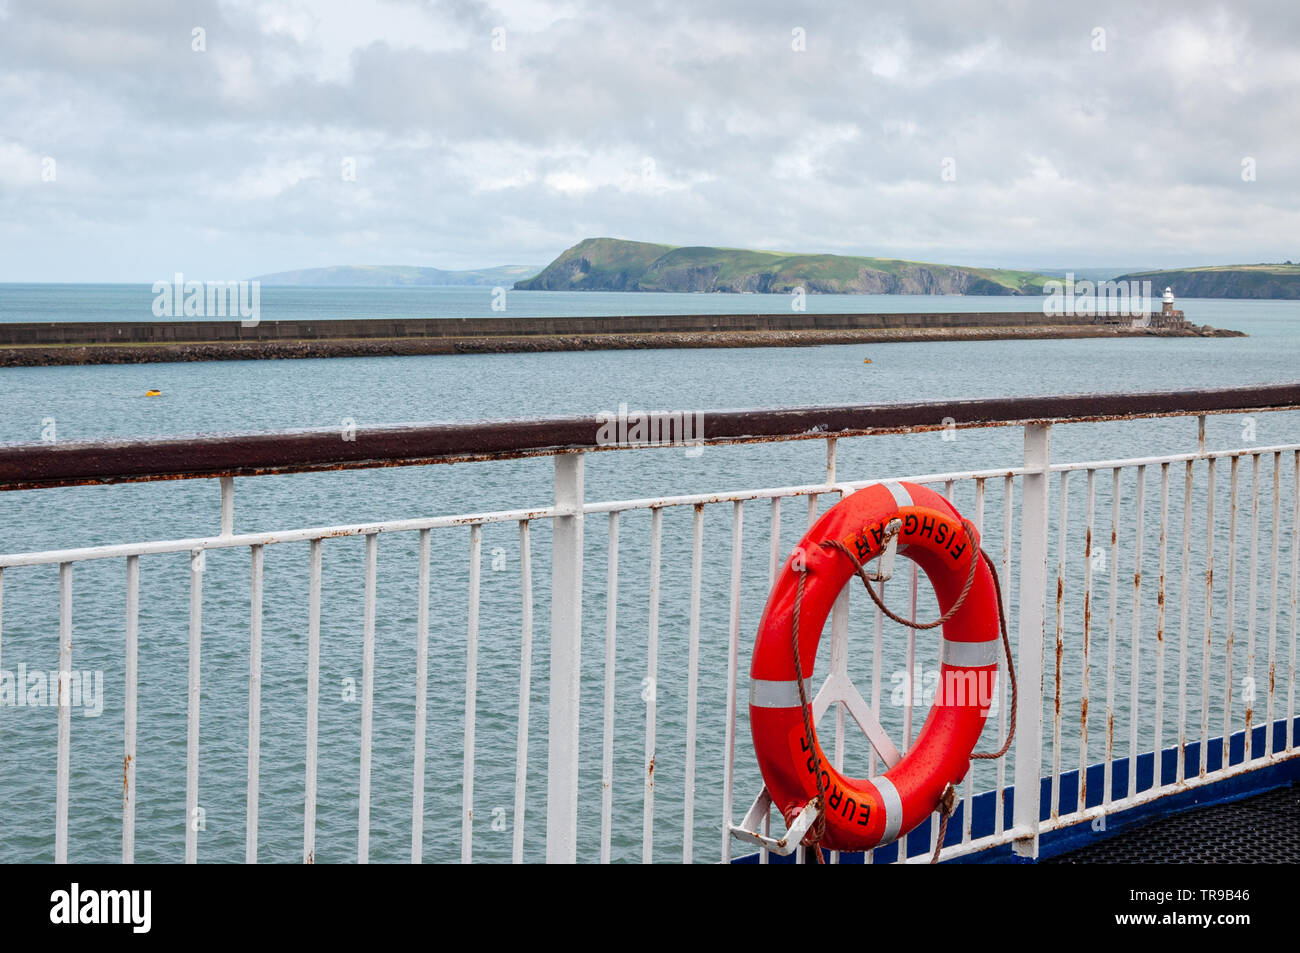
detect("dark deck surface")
(1045, 781), (1300, 863)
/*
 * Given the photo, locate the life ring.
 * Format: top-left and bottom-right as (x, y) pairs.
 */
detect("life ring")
(748, 480), (1001, 853)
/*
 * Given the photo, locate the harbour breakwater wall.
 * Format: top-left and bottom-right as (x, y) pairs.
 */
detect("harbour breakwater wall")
(0, 311), (1105, 345)
(0, 312), (1240, 366)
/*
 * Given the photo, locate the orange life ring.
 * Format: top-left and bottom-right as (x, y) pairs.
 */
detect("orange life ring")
(749, 480), (1000, 853)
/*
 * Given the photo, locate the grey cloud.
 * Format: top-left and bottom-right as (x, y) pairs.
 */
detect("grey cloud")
(0, 0), (1296, 280)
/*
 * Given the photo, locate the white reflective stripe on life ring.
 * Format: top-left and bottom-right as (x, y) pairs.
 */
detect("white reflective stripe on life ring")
(872, 775), (904, 845)
(751, 641), (998, 710)
(940, 638), (1001, 668)
(882, 481), (914, 509)
(749, 678), (807, 709)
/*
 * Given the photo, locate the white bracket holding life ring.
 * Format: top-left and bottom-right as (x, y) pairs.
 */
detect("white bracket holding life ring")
(865, 517), (903, 582)
(730, 660), (905, 856)
(728, 667), (903, 857)
(729, 787), (819, 856)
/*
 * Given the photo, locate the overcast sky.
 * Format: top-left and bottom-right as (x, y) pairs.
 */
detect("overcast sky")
(1, 0), (1297, 282)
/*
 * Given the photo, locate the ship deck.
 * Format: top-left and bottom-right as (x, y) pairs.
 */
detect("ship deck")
(1047, 780), (1300, 864)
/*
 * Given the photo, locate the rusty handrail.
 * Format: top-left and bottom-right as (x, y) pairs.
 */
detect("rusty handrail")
(1, 382), (1298, 491)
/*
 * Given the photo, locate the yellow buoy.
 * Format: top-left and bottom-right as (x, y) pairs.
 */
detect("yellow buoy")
(145, 389), (162, 397)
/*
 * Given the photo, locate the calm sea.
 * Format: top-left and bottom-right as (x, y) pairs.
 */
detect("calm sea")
(0, 286), (1296, 862)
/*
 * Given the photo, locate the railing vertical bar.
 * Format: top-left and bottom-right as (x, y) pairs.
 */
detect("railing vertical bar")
(123, 555), (139, 864)
(769, 497), (781, 586)
(358, 533), (378, 863)
(220, 476), (234, 536)
(778, 493), (794, 861)
(930, 485), (955, 865)
(512, 520), (533, 864)
(642, 507), (662, 863)
(763, 496), (779, 866)
(895, 560), (920, 867)
(245, 545), (262, 864)
(1080, 469), (1096, 804)
(1265, 454), (1280, 760)
(721, 500), (743, 863)
(1052, 470), (1069, 818)
(832, 703), (844, 862)
(871, 575), (885, 779)
(964, 478), (985, 845)
(863, 570), (885, 866)
(1127, 466), (1145, 798)
(1103, 468), (1120, 808)
(461, 523), (482, 864)
(1201, 457), (1216, 778)
(184, 549), (203, 864)
(1244, 454), (1260, 756)
(904, 563), (917, 748)
(411, 529), (430, 863)
(600, 511), (620, 864)
(1289, 450), (1299, 753)
(546, 453), (584, 863)
(1223, 456), (1239, 761)
(1154, 464), (1169, 782)
(1012, 423), (1050, 859)
(1177, 461), (1193, 783)
(304, 538), (322, 863)
(865, 570), (885, 866)
(933, 487), (955, 908)
(828, 479), (848, 866)
(55, 562), (72, 864)
(997, 473), (1013, 837)
(683, 505), (704, 864)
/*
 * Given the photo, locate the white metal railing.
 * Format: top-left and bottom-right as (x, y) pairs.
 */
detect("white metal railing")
(1, 396), (1298, 864)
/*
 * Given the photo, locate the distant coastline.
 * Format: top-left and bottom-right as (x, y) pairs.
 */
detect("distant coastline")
(251, 264), (541, 287)
(237, 249), (1300, 299)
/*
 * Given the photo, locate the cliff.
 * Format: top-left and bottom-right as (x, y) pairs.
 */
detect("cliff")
(1112, 264), (1300, 299)
(514, 238), (1054, 295)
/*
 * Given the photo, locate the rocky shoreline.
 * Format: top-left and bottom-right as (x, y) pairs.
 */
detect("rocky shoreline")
(0, 323), (1243, 367)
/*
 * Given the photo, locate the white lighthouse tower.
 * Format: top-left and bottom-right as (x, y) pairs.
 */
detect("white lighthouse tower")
(1159, 287), (1185, 327)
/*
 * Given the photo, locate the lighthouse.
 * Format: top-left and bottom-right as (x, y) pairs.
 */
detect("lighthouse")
(1158, 287), (1185, 328)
